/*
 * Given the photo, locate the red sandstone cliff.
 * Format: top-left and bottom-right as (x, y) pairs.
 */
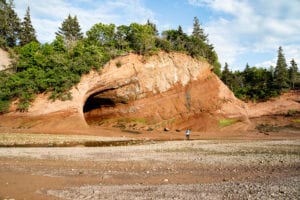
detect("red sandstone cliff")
(1, 52), (249, 131)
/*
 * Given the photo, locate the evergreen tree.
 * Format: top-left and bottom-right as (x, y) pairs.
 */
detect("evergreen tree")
(274, 46), (289, 90)
(192, 16), (207, 42)
(289, 59), (298, 89)
(0, 0), (21, 47)
(269, 65), (275, 79)
(146, 19), (159, 36)
(175, 26), (188, 51)
(56, 14), (83, 49)
(243, 63), (251, 83)
(221, 62), (231, 86)
(0, 0), (7, 46)
(19, 6), (37, 46)
(212, 56), (221, 77)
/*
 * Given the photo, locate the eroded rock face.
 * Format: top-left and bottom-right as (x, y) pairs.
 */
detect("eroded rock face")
(2, 52), (249, 131)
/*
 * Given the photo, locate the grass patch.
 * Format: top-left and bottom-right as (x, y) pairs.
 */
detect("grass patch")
(132, 118), (147, 124)
(292, 119), (300, 123)
(219, 119), (239, 127)
(116, 118), (147, 124)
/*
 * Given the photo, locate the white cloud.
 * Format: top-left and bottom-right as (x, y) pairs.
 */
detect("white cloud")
(187, 0), (210, 7)
(33, 18), (61, 43)
(205, 18), (245, 65)
(255, 44), (300, 69)
(255, 60), (276, 69)
(188, 0), (300, 70)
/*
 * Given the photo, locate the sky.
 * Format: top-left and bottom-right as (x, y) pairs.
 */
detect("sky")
(14, 0), (300, 71)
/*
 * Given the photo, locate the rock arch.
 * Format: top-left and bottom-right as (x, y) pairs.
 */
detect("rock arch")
(1, 52), (249, 131)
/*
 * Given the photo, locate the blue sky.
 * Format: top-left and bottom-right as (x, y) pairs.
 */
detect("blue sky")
(14, 0), (300, 71)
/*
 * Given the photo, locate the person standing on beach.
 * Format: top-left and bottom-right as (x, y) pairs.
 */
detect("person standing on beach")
(185, 129), (191, 140)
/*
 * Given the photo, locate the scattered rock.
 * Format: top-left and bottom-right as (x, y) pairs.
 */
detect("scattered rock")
(146, 127), (154, 131)
(164, 128), (170, 132)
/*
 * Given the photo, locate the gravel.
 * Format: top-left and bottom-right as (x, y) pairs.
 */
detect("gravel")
(45, 176), (299, 200)
(1, 139), (299, 200)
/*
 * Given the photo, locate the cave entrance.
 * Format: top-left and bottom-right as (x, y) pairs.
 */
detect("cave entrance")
(83, 95), (115, 113)
(83, 91), (117, 125)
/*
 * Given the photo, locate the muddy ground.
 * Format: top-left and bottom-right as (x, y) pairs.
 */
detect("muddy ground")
(0, 132), (299, 200)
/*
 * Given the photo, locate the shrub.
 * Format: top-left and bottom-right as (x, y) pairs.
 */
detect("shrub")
(0, 100), (10, 113)
(116, 60), (122, 68)
(219, 119), (239, 127)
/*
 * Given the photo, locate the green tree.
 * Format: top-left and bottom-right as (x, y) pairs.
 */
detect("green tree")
(115, 25), (130, 51)
(52, 35), (66, 52)
(205, 44), (220, 72)
(221, 63), (279, 101)
(269, 65), (275, 79)
(175, 26), (189, 51)
(155, 37), (172, 52)
(0, 0), (7, 46)
(146, 19), (159, 36)
(0, 0), (21, 47)
(56, 14), (83, 49)
(289, 59), (298, 89)
(243, 63), (252, 83)
(186, 35), (205, 57)
(19, 6), (37, 46)
(16, 41), (41, 72)
(221, 63), (232, 87)
(274, 46), (289, 90)
(162, 26), (188, 52)
(128, 23), (156, 55)
(192, 16), (207, 42)
(86, 23), (116, 47)
(242, 67), (274, 101)
(161, 29), (177, 49)
(212, 59), (221, 77)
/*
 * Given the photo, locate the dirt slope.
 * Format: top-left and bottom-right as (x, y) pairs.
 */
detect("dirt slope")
(248, 92), (300, 117)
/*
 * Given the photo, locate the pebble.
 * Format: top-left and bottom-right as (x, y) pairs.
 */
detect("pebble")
(45, 176), (299, 200)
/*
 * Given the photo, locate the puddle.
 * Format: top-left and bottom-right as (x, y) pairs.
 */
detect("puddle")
(0, 140), (152, 148)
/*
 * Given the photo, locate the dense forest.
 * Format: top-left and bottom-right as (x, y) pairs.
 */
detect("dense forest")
(221, 47), (299, 101)
(0, 0), (299, 113)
